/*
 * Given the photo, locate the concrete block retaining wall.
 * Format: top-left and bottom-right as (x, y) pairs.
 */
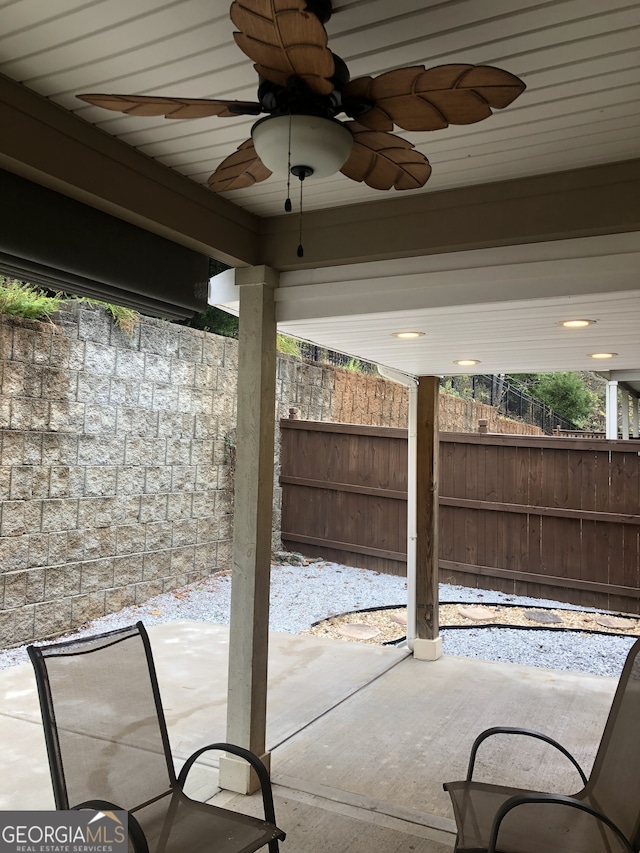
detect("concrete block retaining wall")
(0, 305), (237, 647)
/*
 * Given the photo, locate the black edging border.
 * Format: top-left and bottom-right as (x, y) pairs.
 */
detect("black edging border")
(311, 602), (640, 647)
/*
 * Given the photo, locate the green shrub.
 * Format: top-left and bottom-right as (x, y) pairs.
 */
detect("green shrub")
(0, 277), (63, 320)
(185, 305), (239, 338)
(509, 371), (598, 427)
(276, 334), (302, 356)
(0, 278), (139, 337)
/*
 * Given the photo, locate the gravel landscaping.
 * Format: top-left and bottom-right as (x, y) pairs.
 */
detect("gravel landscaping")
(1, 555), (636, 677)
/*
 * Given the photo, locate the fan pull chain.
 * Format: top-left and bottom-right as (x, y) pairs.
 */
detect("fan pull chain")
(297, 173), (306, 257)
(284, 113), (293, 213)
(290, 165), (312, 258)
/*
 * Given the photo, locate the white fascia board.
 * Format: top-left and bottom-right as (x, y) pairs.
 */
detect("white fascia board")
(275, 255), (639, 323)
(208, 268), (239, 315)
(604, 369), (640, 381)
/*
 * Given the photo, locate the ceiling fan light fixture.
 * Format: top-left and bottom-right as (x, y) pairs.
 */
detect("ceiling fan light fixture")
(251, 114), (353, 179)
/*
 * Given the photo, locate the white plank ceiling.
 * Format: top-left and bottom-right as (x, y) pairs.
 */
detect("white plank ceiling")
(2, 0), (639, 383)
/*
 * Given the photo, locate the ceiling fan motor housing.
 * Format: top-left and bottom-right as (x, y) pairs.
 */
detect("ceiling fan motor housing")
(304, 0), (332, 24)
(257, 54), (351, 119)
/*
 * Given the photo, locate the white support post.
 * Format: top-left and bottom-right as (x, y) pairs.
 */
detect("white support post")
(605, 380), (618, 440)
(219, 266), (278, 795)
(621, 388), (630, 441)
(633, 397), (639, 439)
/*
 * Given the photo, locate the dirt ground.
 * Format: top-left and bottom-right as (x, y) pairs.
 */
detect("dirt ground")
(305, 603), (640, 645)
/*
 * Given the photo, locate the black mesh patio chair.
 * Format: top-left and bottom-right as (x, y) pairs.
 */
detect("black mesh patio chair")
(28, 622), (285, 853)
(443, 636), (640, 853)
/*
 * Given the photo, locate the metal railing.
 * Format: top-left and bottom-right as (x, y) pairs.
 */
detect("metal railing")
(440, 374), (575, 434)
(296, 342), (378, 374)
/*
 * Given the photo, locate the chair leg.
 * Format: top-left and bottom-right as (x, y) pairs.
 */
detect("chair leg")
(268, 840), (280, 853)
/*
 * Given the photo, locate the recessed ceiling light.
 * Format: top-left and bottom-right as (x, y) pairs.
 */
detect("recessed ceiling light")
(561, 319), (595, 328)
(454, 359), (480, 366)
(392, 331), (424, 339)
(589, 352), (617, 359)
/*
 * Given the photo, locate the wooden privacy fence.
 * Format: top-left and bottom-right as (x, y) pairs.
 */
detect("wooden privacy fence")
(280, 420), (640, 614)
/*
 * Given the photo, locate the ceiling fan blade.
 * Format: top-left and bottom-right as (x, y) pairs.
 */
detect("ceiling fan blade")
(344, 64), (526, 132)
(77, 93), (263, 119)
(340, 123), (431, 191)
(231, 0), (334, 95)
(207, 139), (272, 192)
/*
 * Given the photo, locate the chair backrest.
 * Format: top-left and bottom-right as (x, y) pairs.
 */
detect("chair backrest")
(28, 622), (176, 811)
(585, 636), (640, 848)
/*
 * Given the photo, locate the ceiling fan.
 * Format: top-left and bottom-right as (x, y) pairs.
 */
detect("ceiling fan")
(80, 1), (525, 256)
(78, 0), (526, 199)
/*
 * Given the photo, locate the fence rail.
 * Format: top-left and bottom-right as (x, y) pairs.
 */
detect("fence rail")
(280, 420), (640, 614)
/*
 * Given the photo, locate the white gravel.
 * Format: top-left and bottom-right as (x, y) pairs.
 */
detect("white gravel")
(1, 556), (636, 677)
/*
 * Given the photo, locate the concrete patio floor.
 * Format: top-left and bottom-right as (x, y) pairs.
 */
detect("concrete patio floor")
(0, 621), (619, 852)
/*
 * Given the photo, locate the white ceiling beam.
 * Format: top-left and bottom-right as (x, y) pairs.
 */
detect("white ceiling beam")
(274, 235), (640, 322)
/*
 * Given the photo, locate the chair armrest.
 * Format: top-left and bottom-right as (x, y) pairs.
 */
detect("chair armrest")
(466, 726), (587, 786)
(177, 743), (280, 830)
(488, 792), (634, 853)
(71, 799), (149, 853)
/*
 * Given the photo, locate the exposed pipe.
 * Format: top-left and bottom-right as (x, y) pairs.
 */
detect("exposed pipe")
(377, 366), (418, 651)
(606, 380), (618, 440)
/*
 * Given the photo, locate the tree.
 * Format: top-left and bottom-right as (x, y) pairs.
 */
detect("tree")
(180, 258), (240, 337)
(509, 372), (598, 427)
(186, 305), (239, 337)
